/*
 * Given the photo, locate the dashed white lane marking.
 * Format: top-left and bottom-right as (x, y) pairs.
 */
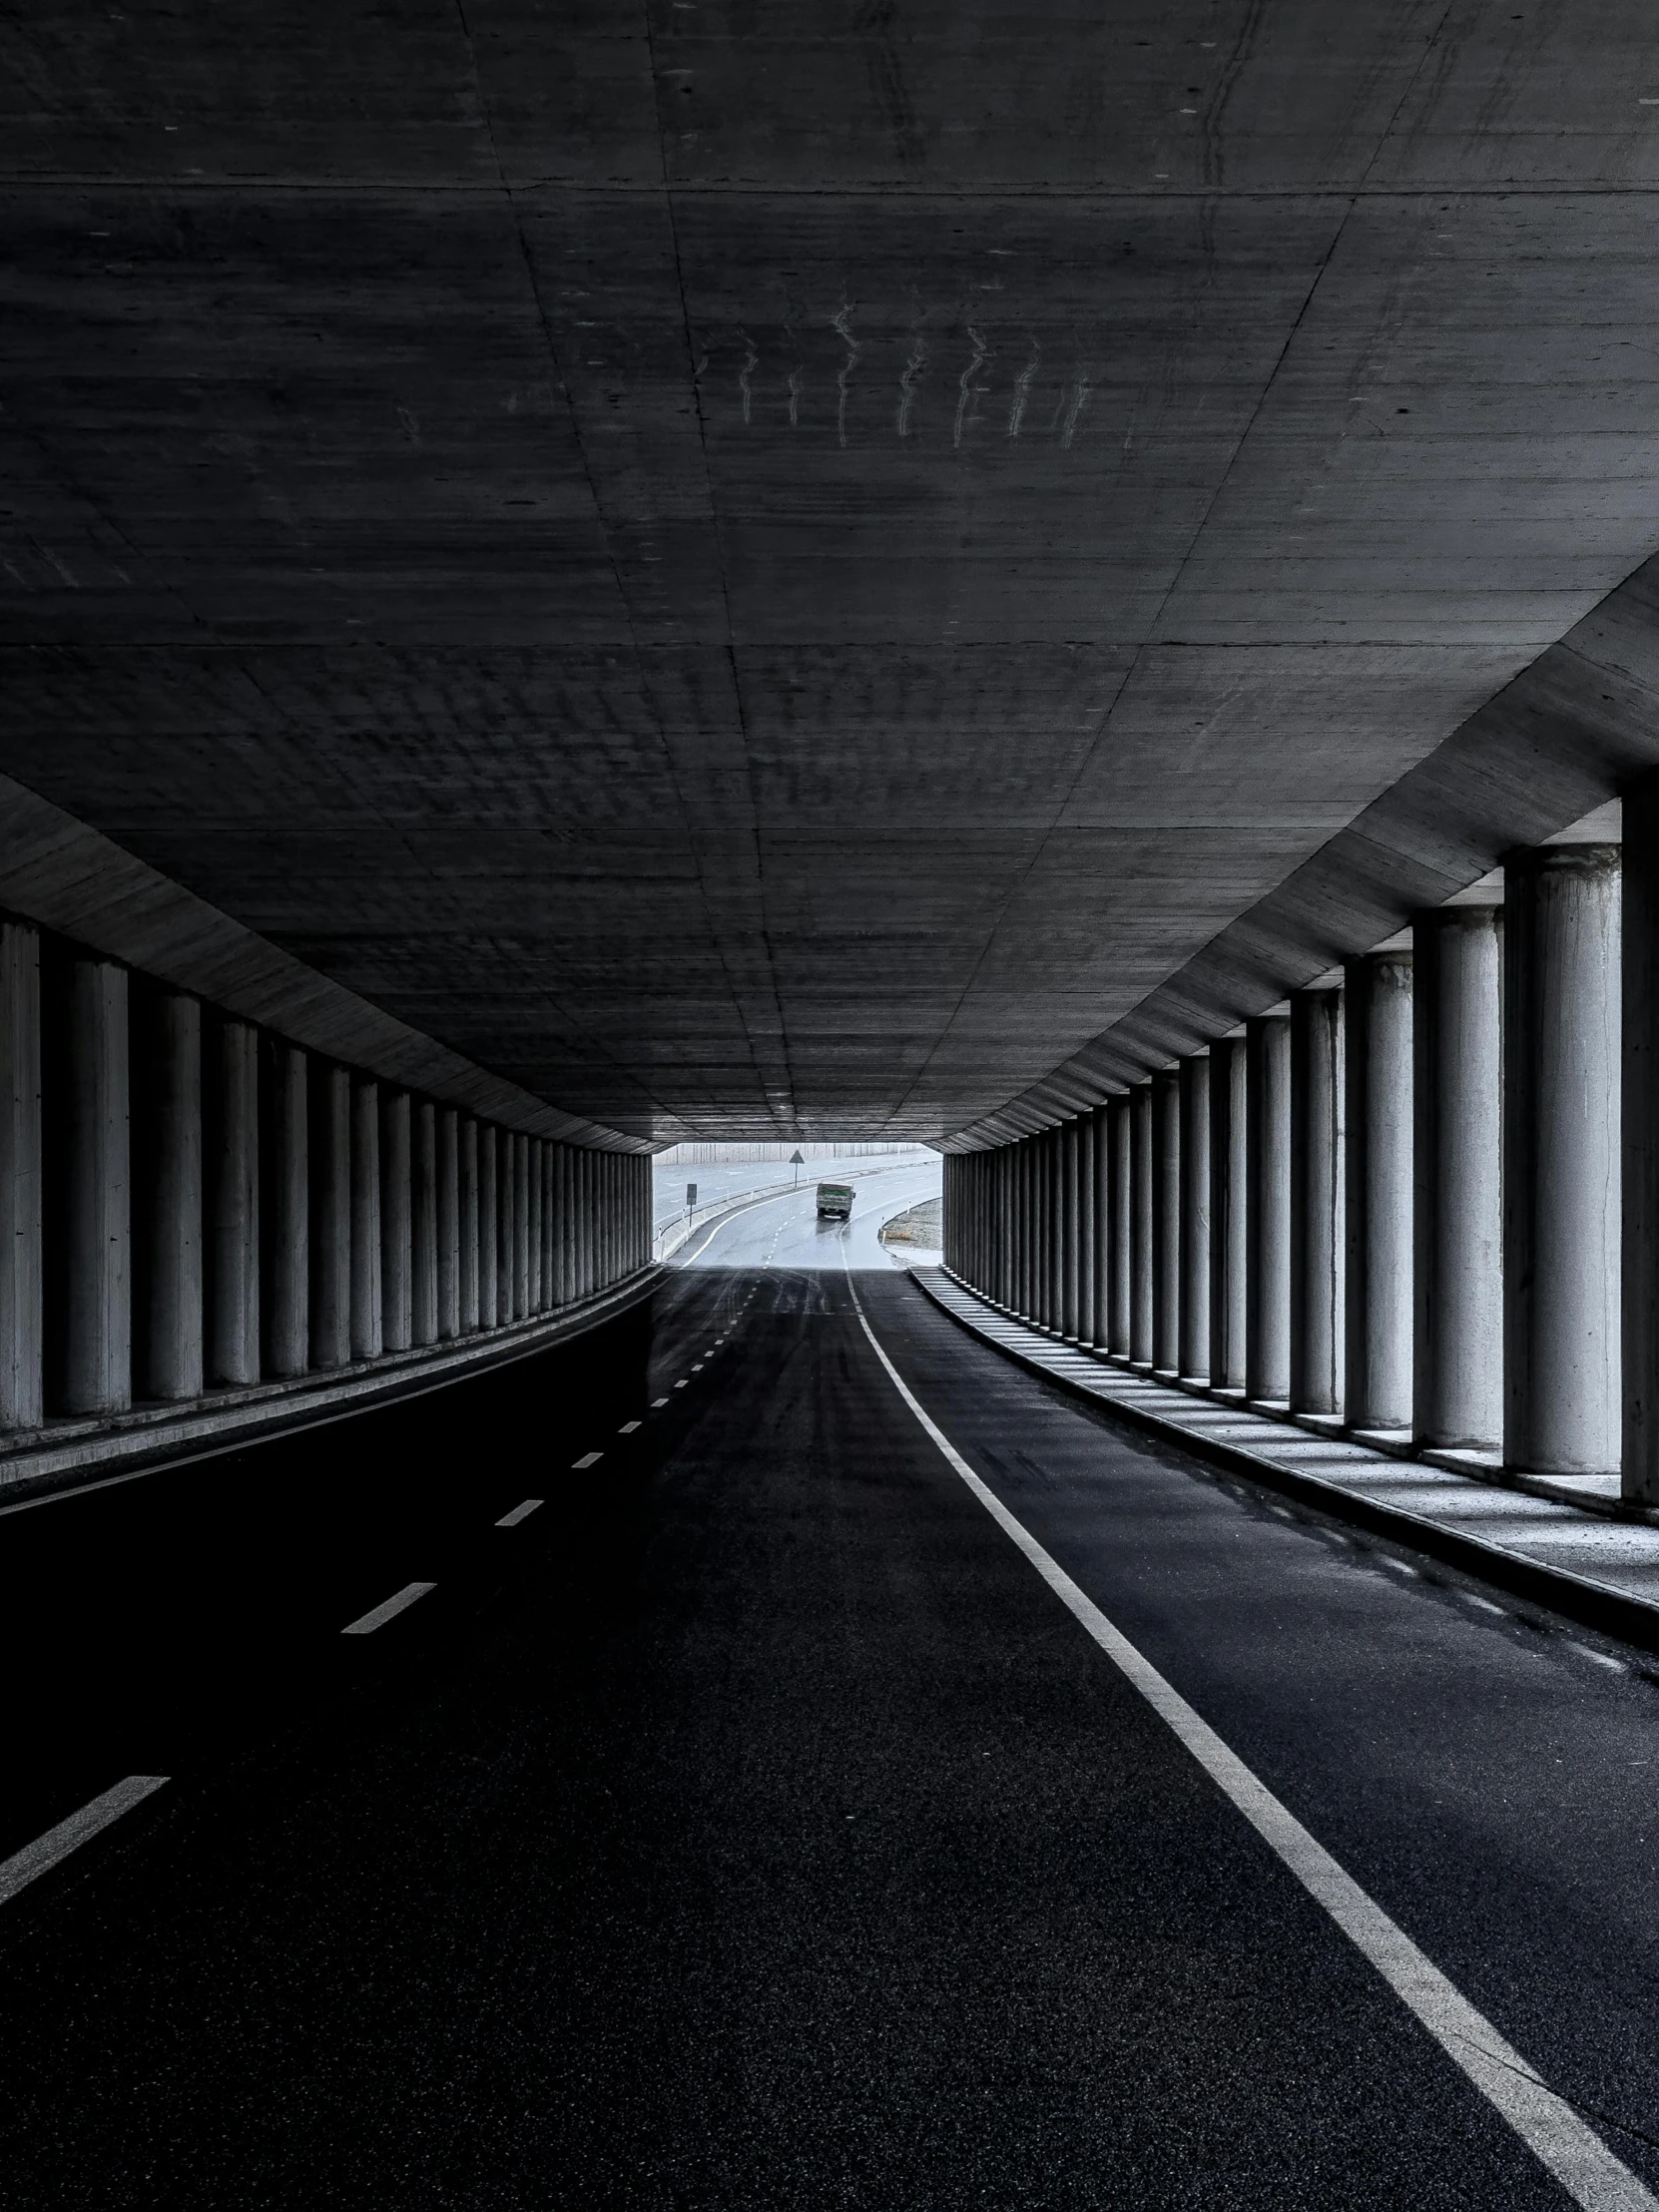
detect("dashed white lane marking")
(572, 1450), (603, 1469)
(1460, 1592), (1506, 1615)
(618, 1420), (641, 1434)
(652, 1396), (669, 1407)
(341, 1582), (435, 1635)
(1565, 1642), (1625, 1672)
(843, 1264), (1657, 2212)
(0, 1777), (169, 1907)
(692, 1363), (704, 1372)
(673, 1380), (688, 1389)
(496, 1498), (543, 1527)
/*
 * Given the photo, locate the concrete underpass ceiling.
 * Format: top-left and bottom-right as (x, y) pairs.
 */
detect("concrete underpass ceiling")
(5, 3), (1659, 1145)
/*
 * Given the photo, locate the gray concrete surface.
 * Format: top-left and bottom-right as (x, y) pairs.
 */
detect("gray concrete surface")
(8, 8), (1659, 1142)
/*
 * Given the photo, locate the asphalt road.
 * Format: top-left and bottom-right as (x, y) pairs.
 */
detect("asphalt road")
(0, 1265), (1655, 2206)
(675, 1157), (943, 1268)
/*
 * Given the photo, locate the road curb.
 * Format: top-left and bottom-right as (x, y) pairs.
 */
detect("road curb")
(908, 1268), (1659, 1660)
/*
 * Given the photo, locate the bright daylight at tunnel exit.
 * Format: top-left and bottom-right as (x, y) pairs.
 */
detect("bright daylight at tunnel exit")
(8, 3), (1659, 2205)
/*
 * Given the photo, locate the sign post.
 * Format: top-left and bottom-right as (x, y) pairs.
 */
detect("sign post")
(790, 1149), (805, 1188)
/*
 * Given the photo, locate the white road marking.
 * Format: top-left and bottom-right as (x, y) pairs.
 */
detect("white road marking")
(572, 1450), (603, 1468)
(342, 1582), (436, 1635)
(1460, 1592), (1506, 1615)
(496, 1498), (542, 1526)
(652, 1396), (669, 1407)
(844, 1265), (1658, 2212)
(0, 1777), (169, 1907)
(618, 1420), (641, 1433)
(1565, 1642), (1625, 1672)
(673, 1380), (687, 1389)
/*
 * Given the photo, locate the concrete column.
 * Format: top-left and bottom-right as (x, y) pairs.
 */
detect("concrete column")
(410, 1098), (437, 1349)
(1109, 1097), (1132, 1356)
(261, 1040), (308, 1380)
(1131, 1083), (1154, 1365)
(995, 1150), (1008, 1301)
(1504, 845), (1621, 1477)
(49, 955), (130, 1416)
(1345, 953), (1413, 1432)
(1077, 1112), (1096, 1341)
(1207, 1044), (1235, 1390)
(1413, 906), (1502, 1452)
(1178, 1053), (1210, 1382)
(555, 1144), (572, 1305)
(1626, 785), (1659, 1500)
(587, 1150), (600, 1299)
(458, 1117), (479, 1332)
(984, 1153), (993, 1292)
(513, 1132), (531, 1317)
(1026, 1137), (1040, 1321)
(496, 1129), (515, 1321)
(437, 1108), (460, 1341)
(1214, 1038), (1250, 1390)
(1028, 1141), (1041, 1311)
(135, 987), (200, 1403)
(309, 1063), (350, 1371)
(1290, 988), (1343, 1417)
(561, 1150), (575, 1301)
(477, 1125), (498, 1328)
(608, 1152), (621, 1286)
(349, 1077), (381, 1360)
(596, 1151), (609, 1291)
(531, 1140), (547, 1310)
(1246, 1012), (1292, 1404)
(1152, 1071), (1180, 1376)
(1020, 1138), (1035, 1317)
(209, 1017), (258, 1389)
(1060, 1118), (1079, 1338)
(380, 1088), (412, 1355)
(574, 1148), (589, 1301)
(0, 925), (41, 1428)
(1090, 1104), (1110, 1348)
(1048, 1129), (1063, 1327)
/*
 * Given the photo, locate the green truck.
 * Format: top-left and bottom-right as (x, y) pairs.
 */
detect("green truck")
(816, 1181), (853, 1221)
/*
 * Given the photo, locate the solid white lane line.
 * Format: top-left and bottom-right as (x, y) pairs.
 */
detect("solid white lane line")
(844, 1267), (1657, 2212)
(341, 1582), (436, 1635)
(496, 1498), (543, 1526)
(0, 1777), (169, 1907)
(572, 1450), (603, 1468)
(618, 1420), (641, 1433)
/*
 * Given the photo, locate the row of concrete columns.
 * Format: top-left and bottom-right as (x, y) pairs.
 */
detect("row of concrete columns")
(945, 831), (1659, 1499)
(0, 921), (653, 1425)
